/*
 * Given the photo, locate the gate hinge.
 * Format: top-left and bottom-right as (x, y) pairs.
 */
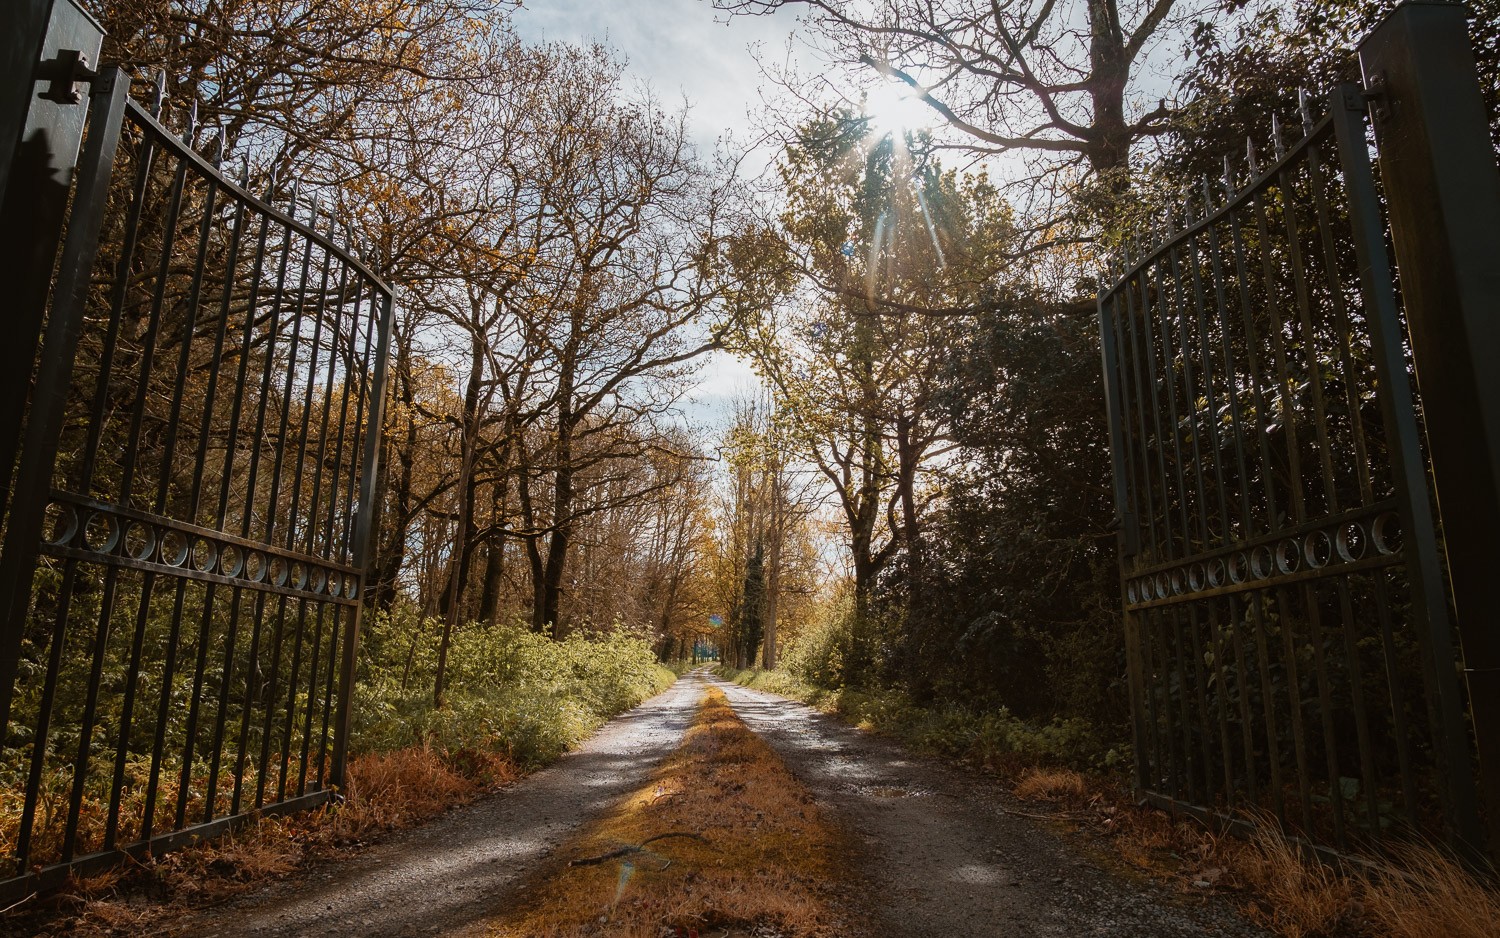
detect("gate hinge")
(1347, 73), (1392, 123)
(36, 49), (100, 105)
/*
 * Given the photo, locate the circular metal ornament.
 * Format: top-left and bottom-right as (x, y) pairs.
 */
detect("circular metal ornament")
(1251, 545), (1275, 580)
(191, 538), (217, 573)
(1372, 512), (1402, 555)
(219, 544), (244, 578)
(160, 530), (190, 567)
(1336, 522), (1366, 562)
(244, 551), (267, 583)
(1303, 530), (1332, 570)
(85, 512), (122, 553)
(43, 502), (79, 547)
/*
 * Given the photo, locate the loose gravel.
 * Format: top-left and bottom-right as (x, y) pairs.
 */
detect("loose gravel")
(170, 672), (1268, 937)
(174, 679), (702, 938)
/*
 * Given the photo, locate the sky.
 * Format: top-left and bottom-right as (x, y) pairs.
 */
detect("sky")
(511, 0), (807, 428)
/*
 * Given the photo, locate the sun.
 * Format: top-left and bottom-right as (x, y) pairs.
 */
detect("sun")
(863, 80), (931, 136)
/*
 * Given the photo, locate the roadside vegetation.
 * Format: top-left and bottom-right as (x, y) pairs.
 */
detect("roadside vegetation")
(2, 622), (675, 936)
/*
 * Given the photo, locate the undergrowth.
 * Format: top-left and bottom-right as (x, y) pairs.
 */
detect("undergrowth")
(357, 610), (678, 768)
(486, 686), (851, 937)
(714, 665), (1123, 771)
(4, 618), (677, 936)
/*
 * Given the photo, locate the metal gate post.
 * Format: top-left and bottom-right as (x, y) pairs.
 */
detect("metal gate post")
(1358, 0), (1500, 857)
(0, 0), (104, 523)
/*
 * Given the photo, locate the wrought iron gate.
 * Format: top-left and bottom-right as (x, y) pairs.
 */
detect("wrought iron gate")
(1096, 6), (1499, 859)
(0, 64), (393, 897)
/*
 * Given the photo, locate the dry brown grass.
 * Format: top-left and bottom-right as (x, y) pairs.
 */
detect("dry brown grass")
(1232, 822), (1356, 938)
(3, 745), (512, 936)
(1012, 767), (1089, 804)
(485, 687), (852, 938)
(1041, 775), (1500, 938)
(1358, 841), (1500, 938)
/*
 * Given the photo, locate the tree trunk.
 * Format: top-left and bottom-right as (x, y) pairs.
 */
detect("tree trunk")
(477, 479), (508, 625)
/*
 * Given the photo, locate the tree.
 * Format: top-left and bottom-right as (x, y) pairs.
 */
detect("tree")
(720, 0), (1222, 241)
(733, 116), (1016, 678)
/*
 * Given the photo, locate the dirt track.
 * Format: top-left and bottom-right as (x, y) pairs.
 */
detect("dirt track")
(173, 671), (1265, 936)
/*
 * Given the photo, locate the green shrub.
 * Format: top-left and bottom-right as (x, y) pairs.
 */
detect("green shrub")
(716, 664), (1122, 772)
(354, 604), (675, 767)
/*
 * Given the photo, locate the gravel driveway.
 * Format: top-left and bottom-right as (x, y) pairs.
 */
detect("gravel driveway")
(710, 674), (1267, 938)
(170, 672), (1266, 937)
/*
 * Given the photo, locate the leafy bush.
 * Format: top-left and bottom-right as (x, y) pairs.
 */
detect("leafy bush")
(717, 665), (1123, 772)
(355, 604), (675, 767)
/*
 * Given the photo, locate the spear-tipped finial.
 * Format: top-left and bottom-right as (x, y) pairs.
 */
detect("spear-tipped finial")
(1223, 154), (1236, 197)
(1297, 88), (1315, 135)
(239, 158), (251, 188)
(263, 165), (278, 201)
(1201, 176), (1215, 215)
(1270, 113), (1286, 160)
(205, 125), (223, 166)
(1246, 137), (1261, 177)
(151, 71), (167, 116)
(308, 194), (322, 228)
(183, 100), (198, 145)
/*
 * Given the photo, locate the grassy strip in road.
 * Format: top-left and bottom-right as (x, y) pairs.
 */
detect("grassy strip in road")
(487, 686), (852, 938)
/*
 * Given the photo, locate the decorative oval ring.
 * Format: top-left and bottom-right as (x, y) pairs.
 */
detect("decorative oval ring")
(85, 511), (122, 553)
(219, 544), (244, 578)
(1188, 562), (1207, 593)
(1250, 544), (1275, 580)
(124, 521), (155, 561)
(43, 502), (79, 547)
(1169, 569), (1185, 596)
(1276, 539), (1301, 575)
(1335, 521), (1366, 563)
(1126, 580), (1140, 604)
(289, 561), (307, 590)
(244, 551), (267, 583)
(160, 529), (190, 567)
(191, 537), (217, 573)
(1372, 512), (1402, 555)
(344, 576), (359, 599)
(326, 571), (342, 597)
(1154, 572), (1170, 600)
(1228, 552), (1249, 585)
(308, 566), (327, 594)
(268, 556), (289, 587)
(1207, 557), (1226, 588)
(1303, 529), (1332, 570)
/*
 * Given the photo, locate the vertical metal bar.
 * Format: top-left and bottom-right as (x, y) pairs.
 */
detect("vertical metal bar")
(1099, 288), (1150, 794)
(1331, 78), (1484, 858)
(331, 286), (394, 788)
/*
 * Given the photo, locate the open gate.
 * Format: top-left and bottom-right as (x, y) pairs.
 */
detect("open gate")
(0, 3), (392, 898)
(1098, 1), (1500, 860)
